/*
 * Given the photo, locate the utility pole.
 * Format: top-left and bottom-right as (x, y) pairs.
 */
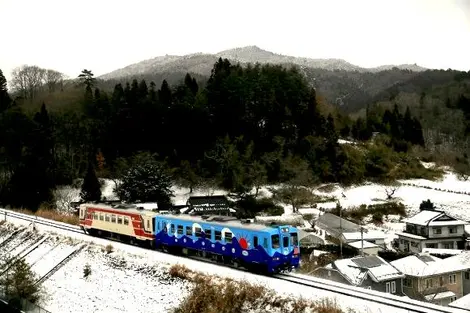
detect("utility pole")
(338, 200), (343, 259)
(361, 225), (364, 257)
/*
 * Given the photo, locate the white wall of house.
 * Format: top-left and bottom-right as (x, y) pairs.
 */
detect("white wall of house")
(428, 225), (465, 239)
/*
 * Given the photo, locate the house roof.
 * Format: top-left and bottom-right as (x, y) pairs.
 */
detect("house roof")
(405, 210), (467, 227)
(391, 252), (470, 277)
(315, 213), (361, 237)
(348, 240), (379, 249)
(332, 255), (404, 285)
(342, 230), (386, 241)
(425, 291), (456, 301)
(449, 293), (470, 310)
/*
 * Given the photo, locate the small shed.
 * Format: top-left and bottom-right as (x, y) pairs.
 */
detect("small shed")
(185, 196), (235, 216)
(347, 240), (380, 256)
(315, 213), (361, 239)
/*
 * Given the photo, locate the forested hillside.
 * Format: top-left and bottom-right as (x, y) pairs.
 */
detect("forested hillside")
(0, 58), (447, 212)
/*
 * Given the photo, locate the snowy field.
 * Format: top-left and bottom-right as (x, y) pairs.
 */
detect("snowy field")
(0, 215), (437, 313)
(1, 162), (470, 312)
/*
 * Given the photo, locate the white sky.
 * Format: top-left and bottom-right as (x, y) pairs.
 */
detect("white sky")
(0, 0), (469, 82)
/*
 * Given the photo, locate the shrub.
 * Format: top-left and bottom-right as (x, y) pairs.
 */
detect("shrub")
(12, 207), (79, 225)
(172, 276), (351, 313)
(169, 264), (193, 280)
(83, 264), (91, 278)
(236, 196), (284, 217)
(104, 244), (114, 254)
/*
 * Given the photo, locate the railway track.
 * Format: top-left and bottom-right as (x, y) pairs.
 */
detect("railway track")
(0, 208), (468, 313)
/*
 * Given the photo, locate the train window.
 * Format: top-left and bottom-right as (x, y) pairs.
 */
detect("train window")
(117, 216), (123, 224)
(162, 222), (167, 232)
(177, 225), (183, 235)
(195, 227), (202, 237)
(263, 238), (268, 249)
(185, 226), (192, 236)
(99, 213), (104, 221)
(215, 230), (222, 241)
(170, 224), (175, 234)
(105, 214), (110, 222)
(283, 236), (289, 248)
(93, 212), (98, 220)
(290, 233), (298, 246)
(224, 232), (232, 242)
(111, 215), (116, 223)
(147, 220), (150, 230)
(124, 217), (129, 226)
(253, 236), (258, 248)
(272, 235), (280, 249)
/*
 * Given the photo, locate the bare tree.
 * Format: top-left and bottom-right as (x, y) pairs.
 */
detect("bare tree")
(10, 65), (47, 100)
(45, 69), (65, 93)
(53, 187), (80, 213)
(383, 182), (401, 200)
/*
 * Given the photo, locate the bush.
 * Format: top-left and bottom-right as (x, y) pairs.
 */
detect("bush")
(169, 264), (193, 280)
(236, 196), (284, 217)
(104, 244), (114, 254)
(13, 207), (79, 225)
(173, 275), (350, 313)
(83, 264), (91, 278)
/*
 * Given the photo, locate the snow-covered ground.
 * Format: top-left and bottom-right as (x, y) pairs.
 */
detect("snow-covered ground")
(1, 214), (435, 313)
(3, 162), (470, 313)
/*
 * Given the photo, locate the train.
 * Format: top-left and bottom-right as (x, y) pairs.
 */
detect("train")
(78, 202), (301, 274)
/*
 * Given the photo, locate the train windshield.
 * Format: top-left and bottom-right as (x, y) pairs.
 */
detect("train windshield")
(290, 232), (298, 246)
(283, 236), (289, 248)
(272, 234), (280, 249)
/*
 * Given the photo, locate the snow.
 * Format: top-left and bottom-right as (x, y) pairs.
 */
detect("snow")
(449, 293), (470, 310)
(391, 252), (470, 277)
(348, 240), (379, 249)
(404, 210), (443, 225)
(0, 213), (433, 313)
(342, 230), (386, 242)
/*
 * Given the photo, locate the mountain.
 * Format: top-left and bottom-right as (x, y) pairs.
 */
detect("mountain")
(98, 45), (428, 81)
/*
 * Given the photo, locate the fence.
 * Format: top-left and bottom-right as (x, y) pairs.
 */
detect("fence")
(0, 289), (51, 313)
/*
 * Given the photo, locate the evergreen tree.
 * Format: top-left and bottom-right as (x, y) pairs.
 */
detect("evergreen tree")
(0, 69), (12, 112)
(80, 162), (102, 202)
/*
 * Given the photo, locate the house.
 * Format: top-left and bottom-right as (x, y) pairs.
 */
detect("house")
(314, 213), (361, 240)
(341, 229), (386, 247)
(396, 209), (468, 253)
(391, 253), (469, 306)
(347, 240), (380, 256)
(312, 255), (405, 295)
(184, 196), (236, 216)
(449, 293), (470, 312)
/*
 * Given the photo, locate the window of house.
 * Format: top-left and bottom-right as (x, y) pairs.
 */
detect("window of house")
(426, 243), (437, 248)
(177, 225), (183, 235)
(385, 282), (391, 293)
(465, 271), (470, 280)
(404, 278), (412, 288)
(449, 227), (457, 234)
(442, 242), (454, 249)
(426, 278), (433, 289)
(411, 242), (419, 247)
(186, 226), (192, 236)
(433, 228), (442, 234)
(449, 274), (456, 284)
(450, 296), (457, 302)
(439, 276), (444, 286)
(215, 230), (222, 241)
(391, 281), (396, 294)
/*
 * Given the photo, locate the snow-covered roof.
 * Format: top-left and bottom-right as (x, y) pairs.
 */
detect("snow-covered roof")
(404, 210), (467, 226)
(425, 291), (456, 301)
(342, 230), (386, 241)
(348, 240), (379, 249)
(332, 256), (404, 285)
(395, 232), (427, 240)
(449, 293), (470, 310)
(422, 248), (464, 256)
(391, 252), (470, 277)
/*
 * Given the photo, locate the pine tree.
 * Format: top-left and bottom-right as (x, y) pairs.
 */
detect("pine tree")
(0, 258), (43, 307)
(0, 69), (12, 112)
(80, 162), (102, 202)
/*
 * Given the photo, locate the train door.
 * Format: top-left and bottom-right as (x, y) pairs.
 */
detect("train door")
(280, 227), (290, 255)
(79, 205), (87, 220)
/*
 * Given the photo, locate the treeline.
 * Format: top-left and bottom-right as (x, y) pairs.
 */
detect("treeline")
(0, 59), (431, 210)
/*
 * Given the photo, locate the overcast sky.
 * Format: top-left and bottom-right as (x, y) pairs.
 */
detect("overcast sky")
(1, 0), (469, 81)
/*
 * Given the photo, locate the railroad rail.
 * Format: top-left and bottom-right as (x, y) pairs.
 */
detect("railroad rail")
(0, 208), (468, 313)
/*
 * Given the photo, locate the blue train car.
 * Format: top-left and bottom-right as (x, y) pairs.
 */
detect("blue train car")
(154, 215), (300, 274)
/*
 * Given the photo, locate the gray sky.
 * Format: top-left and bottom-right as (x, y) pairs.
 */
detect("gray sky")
(1, 0), (469, 81)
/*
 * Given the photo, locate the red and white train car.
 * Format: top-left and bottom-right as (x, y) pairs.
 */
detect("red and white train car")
(79, 203), (159, 246)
